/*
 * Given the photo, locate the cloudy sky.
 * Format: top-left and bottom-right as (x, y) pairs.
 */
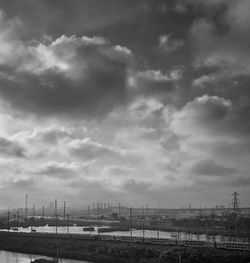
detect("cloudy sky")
(0, 0), (249, 209)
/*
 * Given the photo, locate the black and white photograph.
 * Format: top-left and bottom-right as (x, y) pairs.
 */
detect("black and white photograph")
(0, 0), (249, 262)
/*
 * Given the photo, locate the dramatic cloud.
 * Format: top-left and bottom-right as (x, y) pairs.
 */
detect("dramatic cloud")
(0, 1), (250, 209)
(25, 126), (87, 145)
(170, 95), (232, 136)
(0, 136), (25, 158)
(158, 34), (184, 52)
(189, 159), (237, 177)
(34, 162), (80, 179)
(0, 25), (133, 118)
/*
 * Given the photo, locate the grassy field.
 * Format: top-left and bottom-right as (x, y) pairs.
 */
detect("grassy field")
(0, 232), (249, 263)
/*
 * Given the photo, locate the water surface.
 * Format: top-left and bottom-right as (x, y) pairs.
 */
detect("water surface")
(0, 250), (91, 263)
(2, 225), (245, 242)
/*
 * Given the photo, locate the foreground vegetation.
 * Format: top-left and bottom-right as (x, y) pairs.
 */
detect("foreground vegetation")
(0, 232), (249, 263)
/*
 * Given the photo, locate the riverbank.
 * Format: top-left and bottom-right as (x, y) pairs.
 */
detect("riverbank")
(0, 232), (249, 263)
(2, 217), (248, 238)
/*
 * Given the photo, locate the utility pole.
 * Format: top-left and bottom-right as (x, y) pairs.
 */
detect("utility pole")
(63, 201), (66, 221)
(7, 209), (10, 231)
(55, 199), (58, 235)
(55, 199), (59, 263)
(16, 211), (19, 232)
(31, 204), (35, 232)
(130, 208), (133, 237)
(118, 203), (121, 218)
(87, 205), (90, 219)
(67, 214), (70, 234)
(142, 221), (145, 241)
(33, 204), (35, 217)
(211, 208), (215, 242)
(25, 194), (28, 219)
(232, 192), (240, 237)
(42, 206), (45, 218)
(97, 202), (99, 214)
(178, 252), (181, 263)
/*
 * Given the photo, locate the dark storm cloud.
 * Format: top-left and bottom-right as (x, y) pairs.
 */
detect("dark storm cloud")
(0, 0), (144, 38)
(170, 95), (232, 136)
(171, 93), (250, 140)
(35, 162), (77, 179)
(188, 0), (250, 78)
(190, 159), (237, 177)
(0, 136), (25, 158)
(132, 69), (182, 102)
(67, 137), (143, 166)
(0, 29), (132, 118)
(122, 179), (151, 193)
(158, 34), (184, 52)
(0, 66), (127, 118)
(0, 177), (35, 191)
(103, 165), (131, 177)
(68, 138), (119, 161)
(229, 176), (250, 187)
(27, 127), (87, 144)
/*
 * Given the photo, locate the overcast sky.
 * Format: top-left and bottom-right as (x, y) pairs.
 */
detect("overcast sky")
(0, 0), (249, 209)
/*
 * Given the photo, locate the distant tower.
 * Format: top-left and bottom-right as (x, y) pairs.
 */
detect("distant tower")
(232, 192), (240, 234)
(232, 192), (240, 214)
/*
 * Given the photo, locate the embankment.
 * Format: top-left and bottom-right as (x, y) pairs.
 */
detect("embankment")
(0, 232), (249, 263)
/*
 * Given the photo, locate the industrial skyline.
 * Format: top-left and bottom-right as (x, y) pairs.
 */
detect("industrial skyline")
(0, 191), (246, 216)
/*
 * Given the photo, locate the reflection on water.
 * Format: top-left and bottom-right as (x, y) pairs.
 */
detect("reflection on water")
(0, 251), (50, 263)
(3, 225), (244, 242)
(0, 250), (91, 263)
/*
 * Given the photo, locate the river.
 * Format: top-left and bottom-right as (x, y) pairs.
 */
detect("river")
(2, 225), (245, 242)
(0, 250), (91, 263)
